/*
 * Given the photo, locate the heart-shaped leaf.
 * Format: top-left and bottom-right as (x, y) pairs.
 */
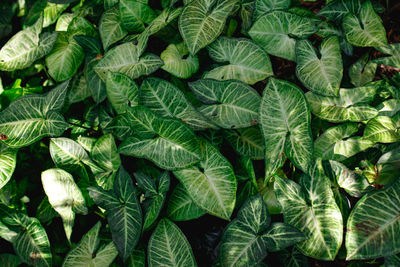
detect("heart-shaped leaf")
(105, 71), (139, 114)
(119, 0), (156, 33)
(99, 7), (127, 51)
(160, 42), (199, 79)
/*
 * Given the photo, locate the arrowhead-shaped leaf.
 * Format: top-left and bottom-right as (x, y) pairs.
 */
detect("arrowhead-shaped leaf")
(99, 7), (127, 51)
(148, 218), (197, 267)
(41, 168), (87, 241)
(274, 160), (343, 260)
(119, 0), (156, 33)
(205, 37), (273, 85)
(259, 78), (313, 180)
(160, 42), (199, 79)
(173, 139), (237, 220)
(105, 71), (139, 114)
(179, 0), (239, 55)
(296, 36), (343, 96)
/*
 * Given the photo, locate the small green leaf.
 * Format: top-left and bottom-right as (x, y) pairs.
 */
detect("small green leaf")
(349, 53), (377, 87)
(91, 134), (121, 172)
(363, 116), (400, 143)
(119, 0), (156, 33)
(160, 42), (199, 79)
(224, 127), (264, 160)
(0, 144), (17, 190)
(99, 7), (127, 51)
(373, 43), (400, 69)
(254, 0), (290, 21)
(148, 219), (197, 267)
(106, 72), (139, 114)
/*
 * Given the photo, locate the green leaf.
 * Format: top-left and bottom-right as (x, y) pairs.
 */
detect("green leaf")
(189, 79), (261, 129)
(173, 139), (237, 220)
(147, 7), (182, 35)
(314, 123), (358, 160)
(94, 43), (163, 82)
(167, 183), (206, 221)
(296, 36), (343, 96)
(41, 168), (87, 241)
(148, 218), (197, 267)
(342, 0), (387, 47)
(0, 81), (69, 148)
(318, 0), (361, 22)
(385, 255), (400, 267)
(119, 106), (201, 170)
(85, 58), (107, 103)
(363, 116), (400, 143)
(306, 86), (378, 122)
(259, 78), (313, 180)
(99, 7), (127, 51)
(0, 16), (58, 71)
(279, 247), (309, 267)
(224, 127), (264, 160)
(349, 53), (377, 87)
(62, 222), (118, 267)
(346, 179), (400, 260)
(254, 0), (290, 21)
(0, 143), (17, 190)
(91, 134), (121, 172)
(119, 0), (156, 33)
(0, 254), (22, 267)
(88, 168), (142, 261)
(140, 77), (216, 130)
(249, 11), (317, 61)
(0, 206), (52, 267)
(160, 42), (199, 79)
(274, 160), (343, 260)
(373, 43), (400, 69)
(127, 249), (145, 267)
(377, 99), (400, 117)
(106, 72), (139, 114)
(205, 37), (273, 84)
(178, 0), (239, 55)
(332, 137), (374, 159)
(218, 195), (305, 266)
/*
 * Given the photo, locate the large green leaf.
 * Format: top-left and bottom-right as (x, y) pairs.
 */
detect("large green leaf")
(189, 79), (261, 129)
(99, 7), (127, 51)
(296, 36), (343, 96)
(0, 16), (57, 71)
(346, 179), (400, 260)
(259, 78), (313, 180)
(305, 86), (378, 122)
(140, 77), (216, 130)
(160, 42), (199, 79)
(363, 116), (400, 143)
(173, 139), (236, 220)
(0, 81), (69, 148)
(119, 0), (156, 33)
(349, 53), (377, 87)
(0, 143), (17, 190)
(94, 42), (163, 82)
(372, 43), (400, 69)
(178, 0), (239, 55)
(118, 106), (201, 170)
(274, 160), (343, 260)
(218, 195), (305, 266)
(205, 37), (273, 85)
(41, 168), (87, 241)
(167, 183), (206, 221)
(0, 206), (52, 267)
(105, 71), (139, 114)
(62, 222), (118, 267)
(342, 0), (387, 47)
(147, 218), (197, 267)
(224, 127), (264, 160)
(249, 11), (317, 61)
(88, 168), (142, 261)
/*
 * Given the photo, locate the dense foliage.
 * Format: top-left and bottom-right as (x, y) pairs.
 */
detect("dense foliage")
(0, 0), (399, 266)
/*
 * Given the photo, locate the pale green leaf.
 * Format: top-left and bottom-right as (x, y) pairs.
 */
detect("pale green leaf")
(160, 42), (199, 79)
(259, 78), (313, 179)
(179, 0), (239, 55)
(377, 99), (400, 117)
(296, 36), (343, 96)
(118, 106), (201, 170)
(274, 160), (343, 260)
(41, 168), (87, 241)
(99, 7), (127, 51)
(0, 81), (69, 148)
(363, 116), (400, 143)
(106, 71), (139, 114)
(205, 37), (273, 84)
(167, 183), (206, 221)
(148, 219), (197, 267)
(62, 222), (118, 267)
(140, 77), (216, 130)
(346, 179), (400, 260)
(91, 134), (121, 172)
(0, 16), (58, 71)
(372, 43), (400, 69)
(342, 0), (387, 47)
(306, 86), (378, 122)
(0, 143), (17, 190)
(189, 79), (261, 129)
(249, 11), (317, 61)
(173, 139), (237, 220)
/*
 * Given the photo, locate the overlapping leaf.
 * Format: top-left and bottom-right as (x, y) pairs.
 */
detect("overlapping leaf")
(167, 183), (205, 221)
(0, 143), (17, 190)
(99, 7), (127, 51)
(224, 127), (264, 160)
(105, 71), (139, 114)
(160, 42), (199, 79)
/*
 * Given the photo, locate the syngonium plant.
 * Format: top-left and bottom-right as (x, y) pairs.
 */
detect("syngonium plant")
(0, 0), (400, 266)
